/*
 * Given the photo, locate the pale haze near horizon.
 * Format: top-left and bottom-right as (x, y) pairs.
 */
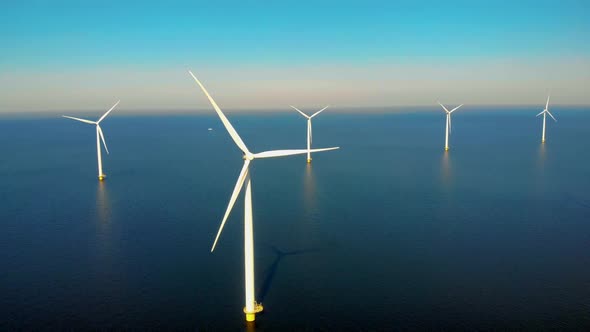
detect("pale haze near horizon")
(1, 57), (589, 114)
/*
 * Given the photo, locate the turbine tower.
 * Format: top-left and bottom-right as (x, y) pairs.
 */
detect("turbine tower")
(438, 102), (463, 151)
(63, 101), (120, 180)
(289, 105), (329, 163)
(188, 71), (338, 322)
(536, 95), (556, 143)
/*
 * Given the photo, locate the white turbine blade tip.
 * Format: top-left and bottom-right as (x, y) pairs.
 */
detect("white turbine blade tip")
(62, 115), (96, 124)
(309, 147), (339, 153)
(210, 160), (250, 251)
(290, 105), (310, 118)
(188, 70), (250, 155)
(98, 100), (120, 123)
(211, 239), (220, 252)
(253, 147), (339, 159)
(253, 149), (309, 158)
(98, 126), (109, 154)
(311, 105), (329, 118)
(438, 102), (449, 113)
(449, 104), (463, 113)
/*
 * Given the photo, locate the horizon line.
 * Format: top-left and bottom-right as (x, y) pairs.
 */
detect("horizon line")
(1, 104), (588, 118)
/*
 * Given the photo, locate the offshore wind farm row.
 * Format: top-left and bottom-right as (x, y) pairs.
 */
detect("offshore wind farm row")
(57, 70), (560, 323)
(62, 75), (558, 181)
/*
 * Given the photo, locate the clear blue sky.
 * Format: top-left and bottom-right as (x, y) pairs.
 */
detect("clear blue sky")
(1, 1), (589, 112)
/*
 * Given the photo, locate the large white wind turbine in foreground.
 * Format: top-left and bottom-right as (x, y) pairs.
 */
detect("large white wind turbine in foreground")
(438, 102), (463, 151)
(289, 105), (329, 163)
(63, 101), (120, 181)
(188, 71), (338, 322)
(537, 95), (556, 143)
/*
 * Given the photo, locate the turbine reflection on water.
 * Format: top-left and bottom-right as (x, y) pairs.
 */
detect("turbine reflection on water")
(300, 163), (322, 249)
(537, 142), (547, 167)
(95, 181), (111, 228)
(533, 143), (548, 195)
(440, 151), (452, 191)
(302, 164), (317, 218)
(93, 181), (114, 281)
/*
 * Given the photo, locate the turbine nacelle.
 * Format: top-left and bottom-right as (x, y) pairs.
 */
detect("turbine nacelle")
(438, 101), (463, 114)
(536, 109), (557, 122)
(62, 100), (120, 154)
(290, 105), (330, 119)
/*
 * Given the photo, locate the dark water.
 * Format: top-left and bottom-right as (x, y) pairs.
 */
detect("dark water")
(1, 108), (590, 331)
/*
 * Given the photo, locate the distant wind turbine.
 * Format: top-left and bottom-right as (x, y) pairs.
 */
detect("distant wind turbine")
(289, 105), (329, 163)
(188, 70), (338, 322)
(438, 102), (463, 151)
(63, 101), (120, 180)
(536, 95), (556, 143)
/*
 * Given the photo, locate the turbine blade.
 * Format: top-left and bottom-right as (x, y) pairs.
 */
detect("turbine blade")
(536, 110), (545, 117)
(310, 147), (339, 153)
(547, 110), (557, 122)
(449, 104), (463, 113)
(438, 101), (450, 113)
(189, 71), (250, 155)
(97, 125), (109, 154)
(62, 115), (96, 124)
(290, 105), (310, 119)
(211, 160), (250, 252)
(253, 147), (339, 159)
(310, 105), (329, 118)
(545, 95), (550, 111)
(309, 121), (313, 144)
(97, 100), (120, 123)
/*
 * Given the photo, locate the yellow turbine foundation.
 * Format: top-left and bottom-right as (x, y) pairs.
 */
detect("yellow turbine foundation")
(307, 158), (312, 163)
(98, 174), (106, 181)
(244, 303), (263, 322)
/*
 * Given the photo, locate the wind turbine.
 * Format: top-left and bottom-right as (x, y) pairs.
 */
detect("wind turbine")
(289, 105), (329, 163)
(63, 101), (120, 180)
(188, 71), (338, 322)
(438, 102), (463, 151)
(536, 95), (556, 143)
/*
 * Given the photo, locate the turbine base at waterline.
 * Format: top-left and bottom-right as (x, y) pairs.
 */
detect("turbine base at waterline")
(244, 302), (264, 322)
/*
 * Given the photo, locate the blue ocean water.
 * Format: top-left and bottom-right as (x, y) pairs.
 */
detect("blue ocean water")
(1, 108), (589, 330)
